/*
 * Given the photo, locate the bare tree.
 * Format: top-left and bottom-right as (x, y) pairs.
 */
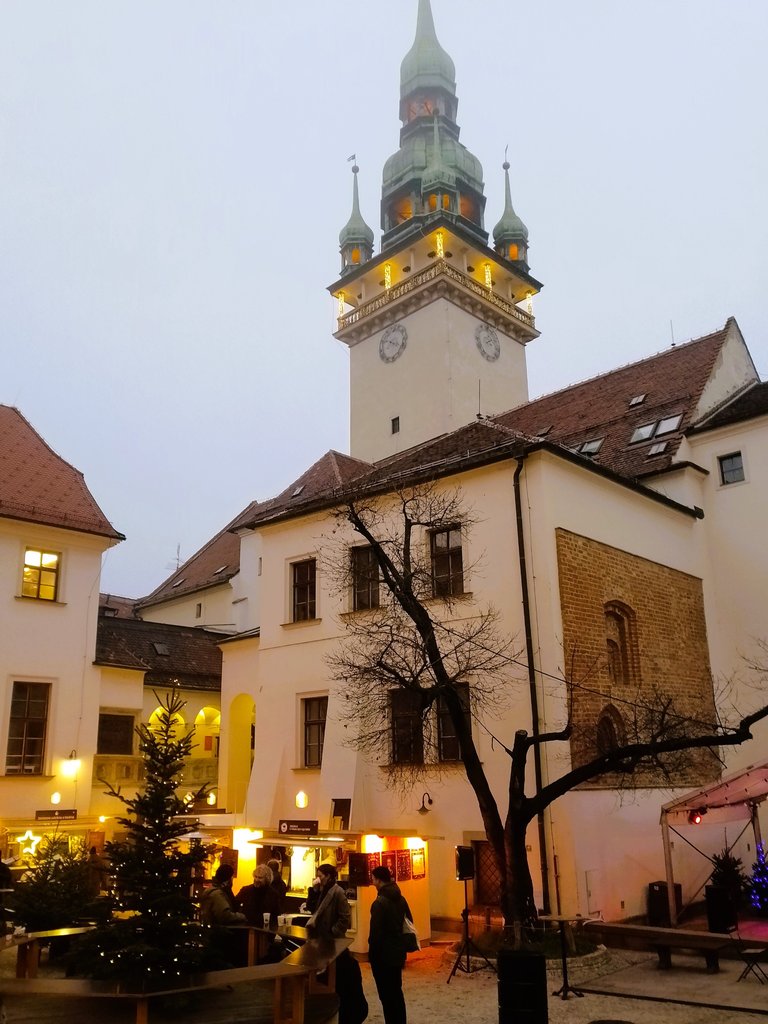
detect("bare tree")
(326, 483), (768, 940)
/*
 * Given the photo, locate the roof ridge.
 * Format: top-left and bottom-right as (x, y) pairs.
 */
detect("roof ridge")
(498, 322), (730, 417)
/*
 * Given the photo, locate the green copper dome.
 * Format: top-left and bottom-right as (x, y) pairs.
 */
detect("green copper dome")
(400, 0), (456, 101)
(492, 159), (529, 267)
(339, 164), (374, 249)
(493, 161), (528, 244)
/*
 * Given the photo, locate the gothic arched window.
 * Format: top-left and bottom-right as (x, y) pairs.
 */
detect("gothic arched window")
(604, 601), (639, 686)
(596, 704), (626, 755)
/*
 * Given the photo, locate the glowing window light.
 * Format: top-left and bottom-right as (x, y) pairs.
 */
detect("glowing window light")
(295, 790), (309, 809)
(484, 263), (492, 291)
(362, 833), (384, 854)
(384, 264), (392, 290)
(436, 231), (445, 258)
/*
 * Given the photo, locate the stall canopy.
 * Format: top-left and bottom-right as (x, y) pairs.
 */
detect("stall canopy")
(659, 759), (768, 925)
(661, 758), (768, 826)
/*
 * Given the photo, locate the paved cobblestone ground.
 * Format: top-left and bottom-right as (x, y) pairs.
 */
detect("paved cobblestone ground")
(1, 941), (766, 1022)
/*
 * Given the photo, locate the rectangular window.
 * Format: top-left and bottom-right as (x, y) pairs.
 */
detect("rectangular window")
(352, 546), (380, 611)
(391, 416), (400, 434)
(303, 696), (328, 768)
(292, 559), (317, 621)
(22, 549), (59, 601)
(437, 683), (471, 762)
(97, 713), (134, 755)
(430, 527), (464, 597)
(6, 682), (50, 775)
(391, 689), (424, 765)
(719, 452), (745, 486)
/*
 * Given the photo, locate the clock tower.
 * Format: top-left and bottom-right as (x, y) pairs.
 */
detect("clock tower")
(329, 0), (542, 464)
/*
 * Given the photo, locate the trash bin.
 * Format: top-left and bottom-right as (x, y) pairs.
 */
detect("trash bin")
(498, 948), (547, 1024)
(705, 885), (736, 933)
(647, 881), (682, 926)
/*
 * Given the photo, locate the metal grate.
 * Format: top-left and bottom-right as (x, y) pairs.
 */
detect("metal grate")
(473, 840), (502, 906)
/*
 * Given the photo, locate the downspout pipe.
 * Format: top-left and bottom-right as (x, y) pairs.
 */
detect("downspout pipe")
(513, 455), (551, 915)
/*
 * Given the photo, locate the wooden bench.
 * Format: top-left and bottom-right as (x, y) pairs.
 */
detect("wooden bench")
(0, 937), (351, 1024)
(582, 919), (729, 973)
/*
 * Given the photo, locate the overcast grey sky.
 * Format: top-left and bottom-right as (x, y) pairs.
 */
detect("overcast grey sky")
(2, 1), (766, 598)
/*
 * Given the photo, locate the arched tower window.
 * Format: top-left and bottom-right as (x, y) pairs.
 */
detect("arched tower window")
(604, 601), (640, 686)
(596, 704), (626, 754)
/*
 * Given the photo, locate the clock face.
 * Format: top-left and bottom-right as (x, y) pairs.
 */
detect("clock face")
(379, 324), (408, 363)
(475, 324), (500, 362)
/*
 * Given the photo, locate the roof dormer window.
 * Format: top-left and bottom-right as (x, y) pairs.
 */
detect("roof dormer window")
(579, 438), (604, 457)
(629, 394), (647, 407)
(656, 414), (683, 436)
(630, 422), (656, 443)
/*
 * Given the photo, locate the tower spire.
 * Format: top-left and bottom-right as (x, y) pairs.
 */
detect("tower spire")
(382, 0), (486, 250)
(493, 155), (529, 268)
(400, 0), (456, 114)
(339, 160), (374, 276)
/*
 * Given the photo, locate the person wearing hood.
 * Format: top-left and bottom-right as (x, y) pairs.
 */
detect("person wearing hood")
(369, 865), (411, 1024)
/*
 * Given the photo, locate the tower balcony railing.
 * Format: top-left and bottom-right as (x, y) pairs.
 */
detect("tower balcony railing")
(337, 259), (535, 333)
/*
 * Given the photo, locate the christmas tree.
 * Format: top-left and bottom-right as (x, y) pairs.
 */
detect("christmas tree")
(12, 832), (92, 932)
(71, 689), (223, 980)
(747, 844), (768, 916)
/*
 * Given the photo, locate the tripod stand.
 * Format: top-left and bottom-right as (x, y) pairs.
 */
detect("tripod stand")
(447, 879), (496, 983)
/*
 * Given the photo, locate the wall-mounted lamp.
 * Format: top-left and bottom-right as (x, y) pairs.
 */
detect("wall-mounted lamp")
(417, 792), (433, 815)
(207, 791), (217, 806)
(61, 750), (81, 778)
(295, 791), (309, 809)
(50, 791), (61, 805)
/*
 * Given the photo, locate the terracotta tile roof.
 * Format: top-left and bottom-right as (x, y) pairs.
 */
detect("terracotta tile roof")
(95, 618), (222, 691)
(691, 380), (768, 433)
(143, 322), (753, 600)
(0, 406), (123, 539)
(139, 452), (371, 608)
(99, 593), (139, 618)
(136, 502), (260, 608)
(494, 323), (732, 479)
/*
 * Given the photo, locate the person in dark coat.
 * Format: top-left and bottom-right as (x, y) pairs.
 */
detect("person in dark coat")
(235, 864), (279, 928)
(307, 864), (367, 1024)
(267, 858), (288, 910)
(368, 865), (410, 1024)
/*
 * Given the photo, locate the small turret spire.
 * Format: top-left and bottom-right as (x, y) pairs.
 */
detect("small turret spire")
(339, 161), (374, 276)
(492, 154), (529, 267)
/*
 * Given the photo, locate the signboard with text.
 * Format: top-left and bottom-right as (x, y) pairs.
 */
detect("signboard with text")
(278, 819), (319, 837)
(35, 809), (77, 821)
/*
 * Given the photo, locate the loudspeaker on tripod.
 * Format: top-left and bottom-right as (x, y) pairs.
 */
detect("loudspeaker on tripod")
(455, 845), (475, 881)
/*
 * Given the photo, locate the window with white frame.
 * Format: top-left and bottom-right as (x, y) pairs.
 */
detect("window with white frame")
(437, 683), (471, 761)
(6, 682), (50, 774)
(390, 689), (424, 765)
(21, 548), (60, 601)
(430, 526), (464, 598)
(302, 696), (328, 768)
(97, 713), (135, 755)
(352, 546), (380, 611)
(718, 451), (745, 486)
(292, 559), (317, 621)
